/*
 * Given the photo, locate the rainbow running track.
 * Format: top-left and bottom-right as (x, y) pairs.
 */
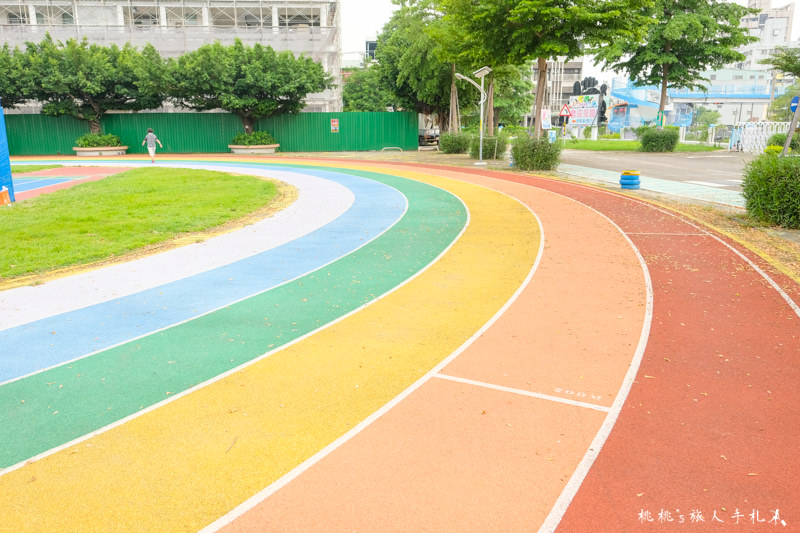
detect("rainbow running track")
(1, 156), (798, 532)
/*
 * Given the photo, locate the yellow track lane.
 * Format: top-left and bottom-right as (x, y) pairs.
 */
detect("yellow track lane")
(0, 166), (540, 532)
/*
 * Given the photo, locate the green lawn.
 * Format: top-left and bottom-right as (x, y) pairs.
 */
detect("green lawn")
(563, 140), (723, 152)
(10, 165), (63, 174)
(0, 167), (279, 279)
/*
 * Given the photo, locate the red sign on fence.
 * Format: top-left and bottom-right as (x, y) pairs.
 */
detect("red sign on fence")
(331, 118), (339, 133)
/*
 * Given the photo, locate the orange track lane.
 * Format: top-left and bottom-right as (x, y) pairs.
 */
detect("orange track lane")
(217, 165), (649, 531)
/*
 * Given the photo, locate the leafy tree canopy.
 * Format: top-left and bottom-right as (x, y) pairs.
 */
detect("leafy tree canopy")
(694, 105), (721, 126)
(0, 44), (29, 109)
(23, 34), (167, 133)
(342, 67), (395, 112)
(760, 46), (800, 78)
(375, 2), (456, 124)
(169, 39), (332, 133)
(593, 0), (758, 112)
(438, 0), (652, 137)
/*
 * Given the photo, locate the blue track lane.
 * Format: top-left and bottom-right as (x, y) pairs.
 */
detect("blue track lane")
(0, 164), (407, 383)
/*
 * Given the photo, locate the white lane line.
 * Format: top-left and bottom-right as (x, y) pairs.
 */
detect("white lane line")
(685, 180), (729, 188)
(626, 232), (708, 236)
(434, 374), (611, 413)
(704, 168), (741, 175)
(200, 186), (546, 533)
(727, 179), (743, 184)
(0, 164), (355, 328)
(539, 195), (654, 533)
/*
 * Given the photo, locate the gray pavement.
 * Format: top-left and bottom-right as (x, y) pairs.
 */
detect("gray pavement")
(557, 149), (751, 208)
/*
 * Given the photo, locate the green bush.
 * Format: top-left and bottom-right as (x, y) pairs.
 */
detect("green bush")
(600, 132), (621, 140)
(439, 132), (472, 154)
(639, 127), (679, 152)
(510, 135), (562, 170)
(469, 134), (509, 160)
(765, 132), (800, 151)
(231, 131), (278, 146)
(75, 133), (122, 148)
(764, 145), (788, 156)
(742, 153), (800, 228)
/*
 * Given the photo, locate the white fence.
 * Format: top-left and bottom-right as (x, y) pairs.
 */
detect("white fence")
(730, 122), (790, 153)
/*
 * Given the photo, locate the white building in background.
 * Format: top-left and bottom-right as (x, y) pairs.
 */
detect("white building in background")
(0, 0), (342, 112)
(736, 0), (796, 71)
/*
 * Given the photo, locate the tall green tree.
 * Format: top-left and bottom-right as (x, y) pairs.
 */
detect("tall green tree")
(693, 105), (721, 127)
(24, 35), (167, 133)
(0, 44), (29, 109)
(761, 46), (800, 155)
(375, 1), (456, 129)
(169, 39), (332, 134)
(594, 0), (758, 116)
(439, 0), (652, 138)
(342, 67), (395, 112)
(766, 81), (800, 122)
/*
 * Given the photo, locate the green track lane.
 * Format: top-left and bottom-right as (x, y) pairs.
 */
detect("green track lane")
(0, 169), (467, 468)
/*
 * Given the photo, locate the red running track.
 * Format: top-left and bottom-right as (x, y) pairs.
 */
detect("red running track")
(348, 162), (800, 531)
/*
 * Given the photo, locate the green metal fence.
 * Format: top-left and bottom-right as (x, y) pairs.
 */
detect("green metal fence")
(3, 111), (419, 155)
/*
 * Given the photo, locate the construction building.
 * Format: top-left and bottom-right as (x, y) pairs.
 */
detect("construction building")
(0, 0), (341, 112)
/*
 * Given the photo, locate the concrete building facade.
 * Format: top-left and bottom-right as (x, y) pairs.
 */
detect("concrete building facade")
(0, 0), (341, 112)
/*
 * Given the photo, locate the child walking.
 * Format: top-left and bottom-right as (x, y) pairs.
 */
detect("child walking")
(142, 128), (163, 163)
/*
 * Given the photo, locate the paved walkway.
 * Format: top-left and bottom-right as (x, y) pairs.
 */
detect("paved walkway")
(558, 163), (746, 208)
(1, 156), (797, 531)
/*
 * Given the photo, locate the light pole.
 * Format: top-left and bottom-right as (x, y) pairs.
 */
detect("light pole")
(455, 66), (492, 165)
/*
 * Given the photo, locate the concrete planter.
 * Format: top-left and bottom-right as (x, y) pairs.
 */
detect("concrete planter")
(73, 146), (128, 157)
(228, 144), (280, 155)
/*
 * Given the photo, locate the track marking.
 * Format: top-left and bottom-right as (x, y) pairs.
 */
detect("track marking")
(626, 232), (708, 236)
(201, 180), (545, 533)
(685, 180), (731, 188)
(433, 374), (611, 412)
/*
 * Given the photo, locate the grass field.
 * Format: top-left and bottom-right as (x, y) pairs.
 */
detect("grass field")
(563, 140), (723, 152)
(0, 167), (281, 279)
(10, 165), (63, 173)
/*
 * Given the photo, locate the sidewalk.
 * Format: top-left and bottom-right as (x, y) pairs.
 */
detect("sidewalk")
(557, 162), (746, 208)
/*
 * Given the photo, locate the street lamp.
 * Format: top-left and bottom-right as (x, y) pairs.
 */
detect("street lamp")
(455, 66), (492, 165)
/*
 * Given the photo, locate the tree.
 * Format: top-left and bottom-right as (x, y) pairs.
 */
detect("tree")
(375, 2), (457, 129)
(761, 46), (800, 155)
(0, 44), (30, 109)
(169, 40), (332, 134)
(492, 65), (535, 127)
(24, 35), (167, 133)
(766, 81), (800, 122)
(439, 0), (652, 138)
(694, 106), (721, 127)
(342, 67), (395, 112)
(594, 0), (758, 116)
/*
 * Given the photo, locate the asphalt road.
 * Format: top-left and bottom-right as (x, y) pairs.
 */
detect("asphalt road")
(560, 149), (756, 191)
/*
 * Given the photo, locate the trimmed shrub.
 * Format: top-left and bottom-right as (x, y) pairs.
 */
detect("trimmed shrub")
(439, 132), (472, 154)
(639, 127), (679, 152)
(469, 134), (509, 160)
(510, 135), (562, 170)
(231, 131), (278, 145)
(764, 145), (788, 156)
(742, 153), (800, 228)
(765, 132), (800, 152)
(75, 133), (122, 148)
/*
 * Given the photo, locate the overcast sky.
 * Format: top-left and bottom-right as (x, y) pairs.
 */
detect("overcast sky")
(340, 0), (398, 62)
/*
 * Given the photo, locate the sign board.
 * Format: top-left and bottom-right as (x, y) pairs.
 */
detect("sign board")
(541, 108), (552, 129)
(567, 94), (598, 126)
(0, 98), (13, 203)
(331, 118), (339, 133)
(548, 130), (557, 144)
(792, 96), (799, 113)
(559, 104), (572, 117)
